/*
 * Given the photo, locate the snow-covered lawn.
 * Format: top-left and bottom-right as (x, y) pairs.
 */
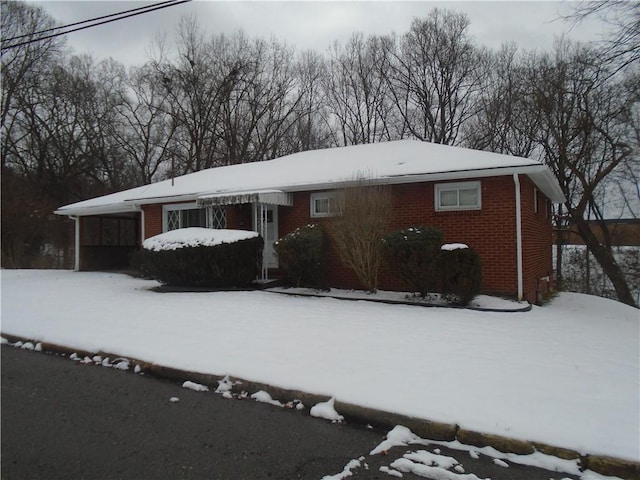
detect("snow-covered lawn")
(1, 270), (638, 462)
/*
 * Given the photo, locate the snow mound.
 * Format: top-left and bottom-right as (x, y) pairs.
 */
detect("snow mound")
(310, 397), (344, 422)
(321, 458), (363, 480)
(371, 425), (421, 455)
(182, 380), (209, 392)
(493, 458), (509, 468)
(379, 466), (403, 477)
(441, 243), (469, 251)
(169, 397), (180, 403)
(391, 457), (486, 480)
(250, 390), (283, 407)
(142, 227), (258, 251)
(113, 358), (130, 371)
(215, 375), (233, 393)
(404, 450), (461, 470)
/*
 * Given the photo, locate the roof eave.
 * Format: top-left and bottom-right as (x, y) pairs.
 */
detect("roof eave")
(54, 204), (141, 217)
(275, 164), (566, 203)
(123, 193), (201, 206)
(55, 163), (567, 215)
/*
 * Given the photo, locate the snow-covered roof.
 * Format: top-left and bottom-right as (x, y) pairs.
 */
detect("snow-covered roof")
(55, 140), (566, 216)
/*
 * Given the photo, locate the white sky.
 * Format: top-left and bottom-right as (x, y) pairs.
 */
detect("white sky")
(29, 1), (611, 66)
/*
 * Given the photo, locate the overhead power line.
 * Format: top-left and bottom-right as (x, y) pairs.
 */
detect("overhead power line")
(1, 0), (191, 52)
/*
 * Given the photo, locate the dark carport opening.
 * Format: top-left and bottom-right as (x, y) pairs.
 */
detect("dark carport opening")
(79, 213), (141, 271)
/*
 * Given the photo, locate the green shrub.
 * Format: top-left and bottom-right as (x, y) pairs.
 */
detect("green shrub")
(438, 247), (482, 305)
(143, 235), (263, 288)
(274, 224), (326, 289)
(383, 226), (444, 297)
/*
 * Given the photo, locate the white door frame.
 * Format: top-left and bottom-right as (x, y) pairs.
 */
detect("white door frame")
(252, 203), (278, 280)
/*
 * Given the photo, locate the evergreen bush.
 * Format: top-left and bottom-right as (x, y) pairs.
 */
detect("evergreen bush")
(438, 247), (482, 305)
(143, 235), (263, 288)
(274, 224), (326, 288)
(383, 226), (444, 297)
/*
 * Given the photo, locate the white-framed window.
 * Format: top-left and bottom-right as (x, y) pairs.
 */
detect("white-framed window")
(435, 181), (481, 211)
(534, 188), (539, 214)
(163, 203), (226, 231)
(310, 192), (341, 218)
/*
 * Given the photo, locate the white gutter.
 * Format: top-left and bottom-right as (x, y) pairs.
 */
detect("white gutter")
(123, 194), (201, 206)
(513, 174), (523, 301)
(54, 165), (566, 217)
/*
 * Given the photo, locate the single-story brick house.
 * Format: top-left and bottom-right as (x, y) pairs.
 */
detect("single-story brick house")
(55, 140), (566, 303)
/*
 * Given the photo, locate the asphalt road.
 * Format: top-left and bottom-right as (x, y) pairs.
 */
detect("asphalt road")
(1, 345), (580, 480)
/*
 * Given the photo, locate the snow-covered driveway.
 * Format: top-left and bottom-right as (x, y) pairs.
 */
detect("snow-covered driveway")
(1, 270), (638, 462)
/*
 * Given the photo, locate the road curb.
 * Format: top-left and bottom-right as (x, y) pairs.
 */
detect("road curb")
(2, 334), (638, 479)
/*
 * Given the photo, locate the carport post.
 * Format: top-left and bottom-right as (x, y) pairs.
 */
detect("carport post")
(70, 216), (80, 271)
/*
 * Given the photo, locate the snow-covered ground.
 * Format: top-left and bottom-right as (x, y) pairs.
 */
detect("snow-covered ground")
(1, 270), (638, 462)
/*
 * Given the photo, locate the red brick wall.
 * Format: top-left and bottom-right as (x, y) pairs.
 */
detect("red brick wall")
(519, 176), (554, 303)
(226, 204), (253, 230)
(140, 176), (555, 301)
(278, 176), (554, 300)
(143, 204), (163, 238)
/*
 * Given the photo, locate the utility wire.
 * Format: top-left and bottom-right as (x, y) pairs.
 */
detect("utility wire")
(1, 0), (191, 52)
(2, 0), (179, 43)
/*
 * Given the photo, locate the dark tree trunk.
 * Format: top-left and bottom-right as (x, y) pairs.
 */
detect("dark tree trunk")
(575, 218), (638, 308)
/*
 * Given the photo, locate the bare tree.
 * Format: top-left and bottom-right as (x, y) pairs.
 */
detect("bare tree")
(1, 0), (64, 167)
(286, 49), (333, 152)
(224, 36), (304, 162)
(381, 9), (486, 145)
(464, 44), (540, 158)
(563, 1), (639, 72)
(324, 33), (396, 145)
(327, 178), (393, 293)
(152, 17), (231, 173)
(117, 63), (176, 184)
(530, 40), (638, 307)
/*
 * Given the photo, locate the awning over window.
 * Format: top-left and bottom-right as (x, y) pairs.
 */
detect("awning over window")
(197, 190), (293, 207)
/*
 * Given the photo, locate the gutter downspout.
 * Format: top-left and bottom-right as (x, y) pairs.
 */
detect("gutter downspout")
(140, 207), (145, 246)
(69, 216), (80, 272)
(513, 174), (523, 301)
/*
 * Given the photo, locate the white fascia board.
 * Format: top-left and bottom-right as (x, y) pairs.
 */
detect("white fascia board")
(274, 165), (567, 203)
(66, 164), (565, 213)
(123, 193), (201, 206)
(54, 204), (141, 217)
(526, 169), (567, 204)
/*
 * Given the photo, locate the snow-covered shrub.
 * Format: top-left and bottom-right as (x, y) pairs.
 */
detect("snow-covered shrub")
(142, 228), (263, 288)
(274, 224), (326, 289)
(437, 246), (482, 305)
(382, 226), (443, 297)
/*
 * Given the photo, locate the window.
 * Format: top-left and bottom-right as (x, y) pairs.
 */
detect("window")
(435, 181), (481, 211)
(534, 188), (539, 214)
(310, 192), (341, 217)
(163, 203), (226, 231)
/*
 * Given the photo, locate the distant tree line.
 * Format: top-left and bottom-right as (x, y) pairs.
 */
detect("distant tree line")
(1, 1), (638, 306)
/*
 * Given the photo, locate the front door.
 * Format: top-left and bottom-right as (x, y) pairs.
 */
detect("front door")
(265, 206), (278, 268)
(253, 204), (278, 269)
